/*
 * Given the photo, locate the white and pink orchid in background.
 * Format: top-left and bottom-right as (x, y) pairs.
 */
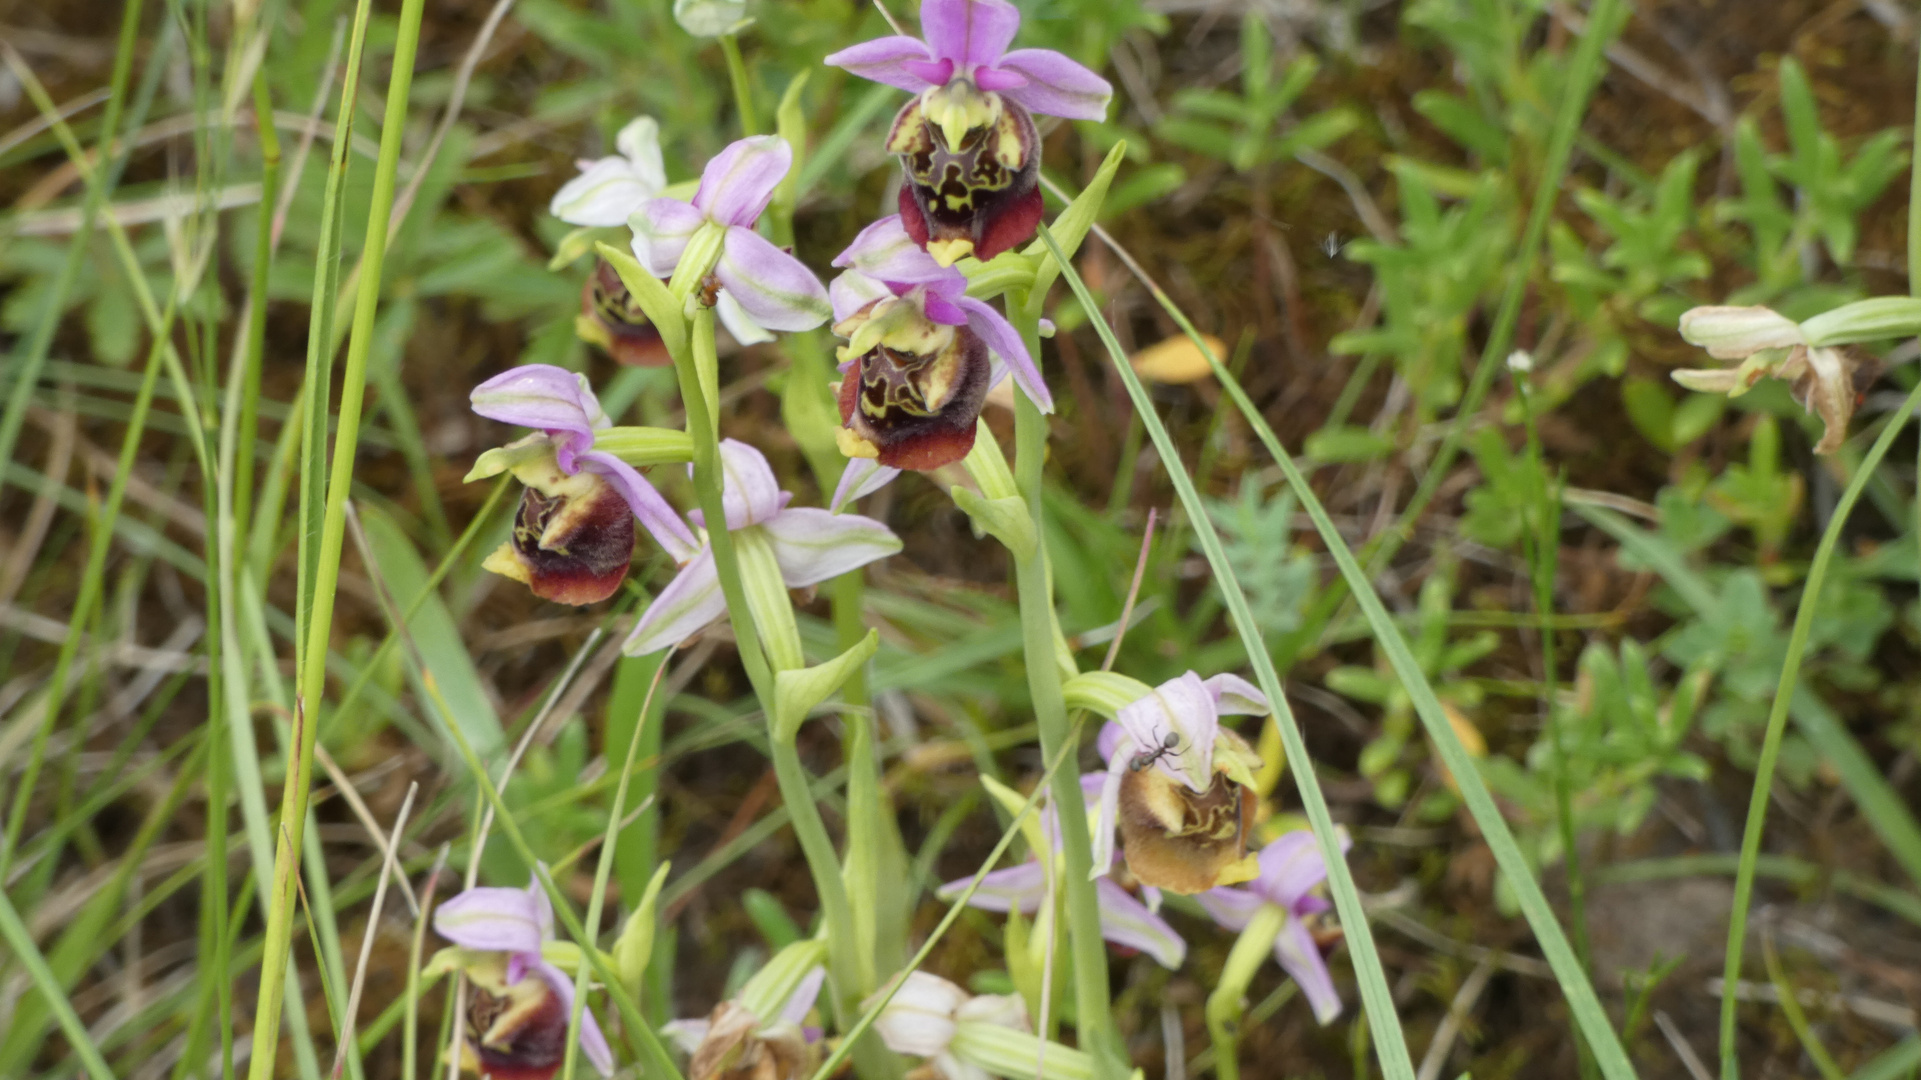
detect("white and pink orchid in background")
(629, 135), (831, 344)
(550, 115), (668, 227)
(431, 877), (616, 1077)
(870, 971), (1031, 1080)
(1197, 830), (1349, 1025)
(623, 439), (901, 656)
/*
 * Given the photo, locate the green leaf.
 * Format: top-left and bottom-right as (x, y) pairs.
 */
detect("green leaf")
(357, 504), (506, 761)
(1304, 424), (1394, 463)
(596, 241), (687, 359)
(772, 630), (880, 741)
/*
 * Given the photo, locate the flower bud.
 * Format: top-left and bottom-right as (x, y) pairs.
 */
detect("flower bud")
(673, 0), (750, 37)
(872, 972), (969, 1058)
(1676, 305), (1804, 360)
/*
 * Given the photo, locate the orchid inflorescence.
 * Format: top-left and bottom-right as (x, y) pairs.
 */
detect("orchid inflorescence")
(437, 2), (1352, 1077)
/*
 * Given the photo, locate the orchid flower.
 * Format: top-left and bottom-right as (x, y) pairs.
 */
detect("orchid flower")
(828, 215), (1049, 470)
(937, 774), (1186, 969)
(430, 877), (615, 1078)
(871, 971), (1035, 1080)
(623, 439), (901, 656)
(1197, 830), (1350, 1025)
(826, 0), (1111, 264)
(629, 135), (831, 342)
(550, 115), (668, 227)
(1673, 304), (1878, 455)
(1090, 672), (1270, 894)
(468, 365), (696, 604)
(665, 944), (826, 1080)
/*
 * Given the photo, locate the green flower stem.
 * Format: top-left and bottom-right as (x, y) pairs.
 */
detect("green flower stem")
(1007, 310), (1124, 1078)
(245, 0), (424, 1073)
(721, 33), (758, 135)
(672, 306), (865, 1019)
(1205, 904), (1287, 1080)
(1716, 383), (1921, 1079)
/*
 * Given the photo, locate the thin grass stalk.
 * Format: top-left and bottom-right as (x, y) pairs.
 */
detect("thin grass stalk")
(561, 652), (674, 1080)
(1714, 383), (1921, 1080)
(0, 0), (146, 475)
(0, 888), (116, 1080)
(1516, 370), (1594, 1080)
(1074, 221), (1642, 1079)
(247, 0), (425, 1072)
(1007, 307), (1123, 1077)
(405, 849), (452, 1080)
(1034, 224), (1417, 1080)
(0, 305), (172, 872)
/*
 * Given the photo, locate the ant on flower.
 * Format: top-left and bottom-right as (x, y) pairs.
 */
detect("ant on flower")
(1129, 731), (1183, 773)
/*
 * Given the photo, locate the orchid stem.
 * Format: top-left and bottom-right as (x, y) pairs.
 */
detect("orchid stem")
(721, 33), (758, 135)
(1206, 904), (1286, 1080)
(672, 306), (867, 1027)
(1008, 307), (1125, 1079)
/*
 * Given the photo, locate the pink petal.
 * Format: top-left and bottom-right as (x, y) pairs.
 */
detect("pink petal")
(693, 135), (790, 229)
(830, 269), (893, 325)
(1088, 752), (1127, 876)
(1095, 721), (1127, 763)
(623, 547), (727, 656)
(972, 67), (1026, 92)
(1274, 918), (1342, 1024)
(1194, 886), (1264, 933)
(577, 450), (700, 563)
(938, 859), (1046, 912)
(631, 197), (708, 277)
(1253, 831), (1331, 911)
(834, 215), (959, 288)
(957, 296), (1049, 412)
(762, 507), (901, 587)
(1204, 673), (1270, 717)
(1116, 672), (1216, 788)
(716, 438), (787, 528)
(433, 887), (544, 953)
(530, 958), (617, 1075)
(1095, 877), (1186, 968)
(901, 57), (956, 86)
(470, 365), (605, 445)
(779, 967), (827, 1026)
(922, 0), (1019, 69)
(829, 457), (900, 513)
(716, 226), (832, 332)
(993, 49), (1113, 121)
(824, 35), (940, 93)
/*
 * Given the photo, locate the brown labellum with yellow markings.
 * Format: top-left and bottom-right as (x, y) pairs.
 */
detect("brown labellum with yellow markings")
(887, 81), (1044, 267)
(1116, 731), (1260, 894)
(483, 466), (636, 606)
(579, 257), (670, 367)
(833, 298), (992, 472)
(457, 960), (570, 1080)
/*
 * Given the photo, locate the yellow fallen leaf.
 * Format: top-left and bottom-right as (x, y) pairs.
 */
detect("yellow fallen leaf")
(1130, 334), (1226, 384)
(1434, 703), (1487, 795)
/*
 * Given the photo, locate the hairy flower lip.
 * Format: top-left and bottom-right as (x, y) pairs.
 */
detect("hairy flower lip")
(1115, 759), (1257, 894)
(836, 303), (992, 472)
(888, 92), (1045, 266)
(485, 471), (636, 606)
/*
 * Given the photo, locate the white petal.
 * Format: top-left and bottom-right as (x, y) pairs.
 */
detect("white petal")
(763, 508), (902, 588)
(614, 116), (667, 189)
(551, 157), (657, 227)
(622, 548), (727, 655)
(716, 288), (777, 346)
